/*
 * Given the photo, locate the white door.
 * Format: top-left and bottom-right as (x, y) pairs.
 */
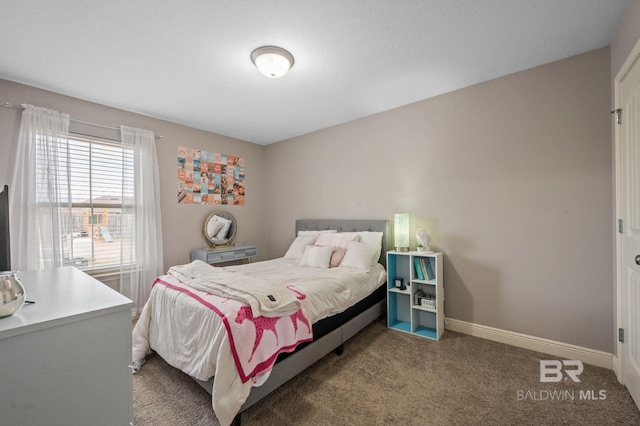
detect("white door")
(616, 38), (640, 410)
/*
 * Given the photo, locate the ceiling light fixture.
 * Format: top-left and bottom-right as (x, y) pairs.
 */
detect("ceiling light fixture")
(251, 46), (294, 79)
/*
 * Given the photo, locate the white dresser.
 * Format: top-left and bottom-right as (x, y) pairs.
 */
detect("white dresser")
(0, 266), (135, 426)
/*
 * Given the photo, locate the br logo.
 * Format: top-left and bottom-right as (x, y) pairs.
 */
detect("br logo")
(540, 360), (583, 383)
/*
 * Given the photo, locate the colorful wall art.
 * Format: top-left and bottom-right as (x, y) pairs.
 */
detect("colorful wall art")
(177, 146), (245, 205)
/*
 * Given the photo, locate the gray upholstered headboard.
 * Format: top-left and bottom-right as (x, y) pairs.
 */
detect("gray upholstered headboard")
(295, 219), (390, 268)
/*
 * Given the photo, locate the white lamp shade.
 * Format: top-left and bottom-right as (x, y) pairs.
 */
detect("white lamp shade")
(251, 46), (294, 79)
(394, 213), (409, 251)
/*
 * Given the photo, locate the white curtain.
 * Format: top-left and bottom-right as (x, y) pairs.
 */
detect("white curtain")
(119, 125), (164, 313)
(10, 104), (71, 270)
(9, 105), (163, 313)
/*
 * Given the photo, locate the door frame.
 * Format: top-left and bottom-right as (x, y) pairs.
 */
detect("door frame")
(614, 36), (640, 383)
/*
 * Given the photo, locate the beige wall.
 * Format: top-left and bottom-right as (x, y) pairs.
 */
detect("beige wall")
(265, 47), (614, 352)
(0, 79), (267, 273)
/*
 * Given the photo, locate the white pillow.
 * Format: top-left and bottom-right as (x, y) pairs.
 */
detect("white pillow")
(356, 231), (383, 247)
(314, 232), (360, 248)
(207, 220), (224, 239)
(356, 231), (383, 264)
(298, 230), (337, 236)
(339, 241), (380, 271)
(213, 215), (233, 240)
(300, 245), (332, 269)
(284, 234), (318, 259)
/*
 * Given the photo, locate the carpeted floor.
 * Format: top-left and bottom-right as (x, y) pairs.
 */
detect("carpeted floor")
(133, 318), (640, 425)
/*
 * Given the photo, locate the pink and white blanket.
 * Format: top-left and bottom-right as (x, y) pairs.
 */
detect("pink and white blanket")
(133, 257), (387, 425)
(152, 274), (313, 382)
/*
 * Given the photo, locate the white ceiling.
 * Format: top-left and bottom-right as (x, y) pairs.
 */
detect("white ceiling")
(0, 0), (631, 145)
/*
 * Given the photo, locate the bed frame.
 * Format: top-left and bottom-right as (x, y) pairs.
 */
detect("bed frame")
(194, 219), (390, 425)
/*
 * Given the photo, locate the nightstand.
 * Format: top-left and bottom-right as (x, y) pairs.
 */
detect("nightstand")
(387, 251), (444, 340)
(191, 244), (257, 265)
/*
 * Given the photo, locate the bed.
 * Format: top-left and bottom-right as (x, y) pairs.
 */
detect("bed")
(132, 219), (390, 425)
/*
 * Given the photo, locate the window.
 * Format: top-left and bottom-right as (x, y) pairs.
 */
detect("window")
(14, 105), (162, 310)
(35, 134), (135, 272)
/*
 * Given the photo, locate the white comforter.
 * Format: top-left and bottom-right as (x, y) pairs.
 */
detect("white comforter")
(132, 258), (386, 426)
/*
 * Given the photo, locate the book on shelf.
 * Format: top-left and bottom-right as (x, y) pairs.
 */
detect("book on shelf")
(417, 257), (435, 281)
(414, 257), (424, 280)
(425, 259), (435, 280)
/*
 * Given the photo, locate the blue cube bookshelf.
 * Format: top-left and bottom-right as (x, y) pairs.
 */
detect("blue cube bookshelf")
(387, 251), (444, 340)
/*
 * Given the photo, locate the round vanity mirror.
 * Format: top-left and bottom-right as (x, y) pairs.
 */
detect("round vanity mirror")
(203, 211), (237, 247)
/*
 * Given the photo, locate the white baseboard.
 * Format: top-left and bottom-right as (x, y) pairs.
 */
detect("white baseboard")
(445, 318), (613, 370)
(613, 354), (622, 383)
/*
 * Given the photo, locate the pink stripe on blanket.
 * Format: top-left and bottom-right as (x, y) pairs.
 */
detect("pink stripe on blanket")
(153, 276), (313, 383)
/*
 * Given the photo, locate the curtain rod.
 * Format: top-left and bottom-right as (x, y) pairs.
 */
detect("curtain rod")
(2, 101), (163, 139)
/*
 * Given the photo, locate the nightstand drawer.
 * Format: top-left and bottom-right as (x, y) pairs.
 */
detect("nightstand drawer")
(237, 247), (257, 258)
(191, 245), (258, 265)
(206, 252), (232, 263)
